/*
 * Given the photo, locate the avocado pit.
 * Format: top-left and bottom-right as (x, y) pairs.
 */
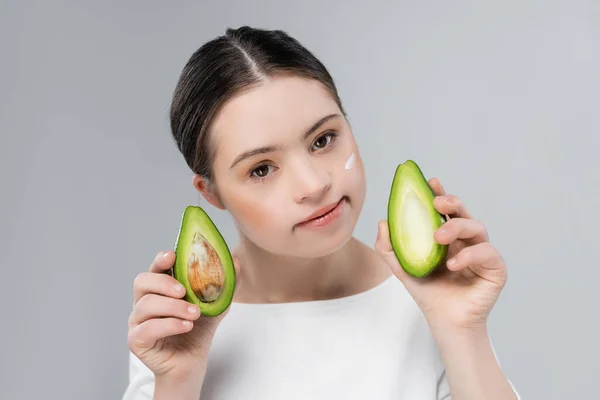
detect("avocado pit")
(187, 231), (224, 302)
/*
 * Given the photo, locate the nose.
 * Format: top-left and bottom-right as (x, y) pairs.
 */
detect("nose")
(291, 159), (332, 203)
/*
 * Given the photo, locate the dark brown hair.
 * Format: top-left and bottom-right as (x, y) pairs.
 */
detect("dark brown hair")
(169, 25), (346, 183)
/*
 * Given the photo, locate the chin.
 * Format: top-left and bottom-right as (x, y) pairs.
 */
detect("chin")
(283, 230), (353, 259)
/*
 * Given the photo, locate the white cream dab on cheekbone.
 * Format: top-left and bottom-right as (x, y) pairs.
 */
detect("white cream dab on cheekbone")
(345, 152), (356, 170)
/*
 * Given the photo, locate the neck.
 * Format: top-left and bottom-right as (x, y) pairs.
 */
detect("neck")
(231, 234), (391, 304)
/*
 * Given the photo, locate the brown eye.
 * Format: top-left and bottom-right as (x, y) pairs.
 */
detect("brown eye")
(312, 133), (333, 150)
(251, 165), (270, 178)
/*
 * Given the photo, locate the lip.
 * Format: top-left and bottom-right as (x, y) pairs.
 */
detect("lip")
(297, 197), (345, 226)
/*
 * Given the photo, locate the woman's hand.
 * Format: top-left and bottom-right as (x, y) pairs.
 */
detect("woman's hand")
(375, 177), (508, 334)
(127, 250), (241, 383)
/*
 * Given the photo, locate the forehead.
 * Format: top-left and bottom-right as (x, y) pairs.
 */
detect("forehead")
(209, 75), (341, 162)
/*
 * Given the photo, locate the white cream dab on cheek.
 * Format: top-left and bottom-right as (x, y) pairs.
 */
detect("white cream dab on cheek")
(345, 152), (356, 170)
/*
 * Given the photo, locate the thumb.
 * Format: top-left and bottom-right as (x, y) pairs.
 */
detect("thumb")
(375, 220), (392, 252)
(232, 256), (242, 292)
(375, 220), (415, 286)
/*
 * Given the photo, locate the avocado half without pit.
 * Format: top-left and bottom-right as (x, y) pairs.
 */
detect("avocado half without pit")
(172, 206), (236, 317)
(387, 160), (449, 278)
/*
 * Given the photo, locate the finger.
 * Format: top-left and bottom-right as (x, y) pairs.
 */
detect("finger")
(375, 220), (393, 253)
(149, 250), (175, 274)
(232, 257), (242, 292)
(434, 217), (488, 245)
(375, 220), (417, 286)
(433, 194), (473, 219)
(445, 242), (505, 274)
(428, 177), (446, 196)
(129, 293), (200, 327)
(128, 317), (193, 352)
(133, 271), (186, 305)
(375, 220), (400, 271)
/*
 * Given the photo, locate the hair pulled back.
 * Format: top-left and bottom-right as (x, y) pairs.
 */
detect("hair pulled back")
(169, 26), (346, 182)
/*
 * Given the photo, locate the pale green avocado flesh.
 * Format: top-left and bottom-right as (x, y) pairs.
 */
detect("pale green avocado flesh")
(173, 206), (236, 317)
(387, 160), (448, 278)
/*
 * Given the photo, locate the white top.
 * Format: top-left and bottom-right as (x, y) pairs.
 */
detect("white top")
(123, 275), (519, 400)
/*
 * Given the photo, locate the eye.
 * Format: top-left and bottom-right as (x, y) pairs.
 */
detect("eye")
(312, 132), (338, 151)
(250, 164), (273, 180)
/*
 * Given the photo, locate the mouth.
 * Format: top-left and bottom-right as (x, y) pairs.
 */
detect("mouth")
(296, 196), (347, 227)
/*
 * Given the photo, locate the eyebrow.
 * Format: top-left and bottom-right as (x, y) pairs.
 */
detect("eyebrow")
(228, 113), (342, 170)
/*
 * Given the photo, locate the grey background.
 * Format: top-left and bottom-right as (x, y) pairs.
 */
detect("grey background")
(1, 0), (598, 399)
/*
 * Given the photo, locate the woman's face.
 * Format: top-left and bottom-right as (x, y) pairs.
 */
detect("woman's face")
(202, 75), (366, 258)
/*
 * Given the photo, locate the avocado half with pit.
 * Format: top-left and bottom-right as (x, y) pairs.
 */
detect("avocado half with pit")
(172, 205), (236, 317)
(387, 160), (448, 278)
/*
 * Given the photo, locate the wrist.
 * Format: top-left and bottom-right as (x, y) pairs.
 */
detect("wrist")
(425, 315), (489, 345)
(154, 365), (207, 400)
(434, 324), (490, 357)
(428, 323), (517, 400)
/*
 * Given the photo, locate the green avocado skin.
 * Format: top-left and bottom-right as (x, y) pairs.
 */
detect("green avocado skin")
(172, 205), (236, 317)
(387, 160), (448, 278)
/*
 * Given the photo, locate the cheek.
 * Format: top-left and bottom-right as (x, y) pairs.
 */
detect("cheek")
(338, 147), (366, 190)
(343, 151), (356, 170)
(226, 188), (288, 234)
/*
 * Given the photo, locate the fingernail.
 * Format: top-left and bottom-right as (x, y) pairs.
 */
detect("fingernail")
(162, 251), (169, 258)
(446, 258), (456, 267)
(182, 320), (192, 327)
(174, 284), (184, 293)
(188, 305), (198, 314)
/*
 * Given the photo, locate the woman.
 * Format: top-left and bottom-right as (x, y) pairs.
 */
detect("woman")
(123, 26), (520, 399)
